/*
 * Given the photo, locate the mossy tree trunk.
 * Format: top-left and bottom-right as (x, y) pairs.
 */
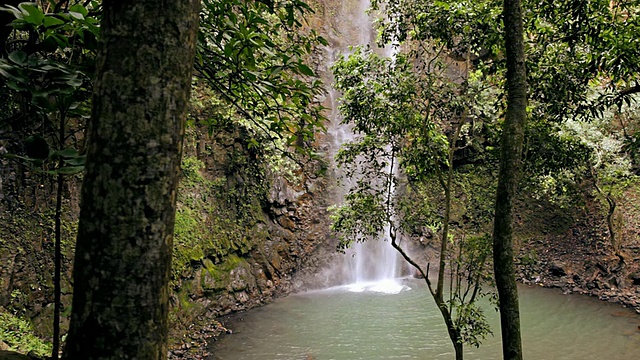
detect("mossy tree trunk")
(63, 1), (199, 359)
(492, 0), (527, 359)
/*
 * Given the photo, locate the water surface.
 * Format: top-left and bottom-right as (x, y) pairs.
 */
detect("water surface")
(210, 280), (640, 359)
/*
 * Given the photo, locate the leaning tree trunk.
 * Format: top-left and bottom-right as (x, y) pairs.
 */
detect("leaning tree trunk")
(492, 0), (527, 359)
(63, 1), (199, 359)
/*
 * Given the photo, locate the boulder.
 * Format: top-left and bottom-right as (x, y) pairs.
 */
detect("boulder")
(549, 262), (567, 277)
(614, 276), (628, 289)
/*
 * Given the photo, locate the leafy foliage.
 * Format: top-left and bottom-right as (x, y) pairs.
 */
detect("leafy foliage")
(560, 101), (639, 251)
(0, 1), (327, 355)
(1, 5), (97, 357)
(331, 43), (494, 355)
(330, 47), (448, 250)
(0, 1), (98, 103)
(0, 1), (97, 174)
(451, 299), (492, 347)
(196, 0), (328, 156)
(526, 0), (640, 116)
(0, 308), (52, 357)
(367, 1), (640, 242)
(1, 0), (327, 170)
(373, 0), (502, 61)
(374, 0), (640, 120)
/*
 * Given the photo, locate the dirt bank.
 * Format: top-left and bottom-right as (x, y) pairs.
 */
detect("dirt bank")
(516, 190), (640, 314)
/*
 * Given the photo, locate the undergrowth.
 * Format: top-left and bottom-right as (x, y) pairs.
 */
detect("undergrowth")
(0, 308), (51, 357)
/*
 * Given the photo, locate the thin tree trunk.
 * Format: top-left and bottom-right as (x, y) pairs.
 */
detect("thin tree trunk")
(590, 164), (619, 255)
(493, 0), (527, 359)
(435, 118), (463, 301)
(52, 171), (62, 360)
(605, 195), (617, 251)
(63, 1), (200, 359)
(52, 110), (65, 360)
(436, 299), (463, 360)
(390, 223), (464, 360)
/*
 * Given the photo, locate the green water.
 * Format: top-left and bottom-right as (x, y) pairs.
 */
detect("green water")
(210, 280), (640, 359)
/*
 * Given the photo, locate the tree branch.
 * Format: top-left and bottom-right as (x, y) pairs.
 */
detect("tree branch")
(617, 83), (640, 99)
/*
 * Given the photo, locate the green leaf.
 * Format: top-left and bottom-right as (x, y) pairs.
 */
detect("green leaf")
(43, 15), (65, 28)
(0, 5), (24, 19)
(20, 3), (44, 26)
(55, 166), (84, 175)
(50, 33), (69, 48)
(69, 4), (88, 17)
(6, 80), (27, 91)
(68, 11), (84, 20)
(63, 76), (83, 88)
(0, 63), (12, 78)
(223, 42), (234, 58)
(40, 36), (58, 52)
(297, 63), (314, 76)
(317, 36), (329, 46)
(63, 156), (85, 166)
(8, 51), (27, 65)
(52, 148), (79, 158)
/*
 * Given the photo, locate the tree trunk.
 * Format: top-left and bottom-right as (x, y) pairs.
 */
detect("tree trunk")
(436, 300), (464, 360)
(52, 110), (66, 360)
(590, 164), (619, 255)
(492, 0), (527, 359)
(63, 1), (199, 359)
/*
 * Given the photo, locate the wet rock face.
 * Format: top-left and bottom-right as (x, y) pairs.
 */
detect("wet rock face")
(170, 122), (340, 325)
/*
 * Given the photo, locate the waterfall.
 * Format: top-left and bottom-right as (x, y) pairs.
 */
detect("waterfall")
(327, 0), (407, 294)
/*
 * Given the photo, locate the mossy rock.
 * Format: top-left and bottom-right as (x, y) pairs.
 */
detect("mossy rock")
(200, 255), (253, 293)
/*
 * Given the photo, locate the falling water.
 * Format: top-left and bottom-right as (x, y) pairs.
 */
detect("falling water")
(327, 0), (406, 294)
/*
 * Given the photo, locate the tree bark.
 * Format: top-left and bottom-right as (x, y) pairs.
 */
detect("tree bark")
(63, 1), (199, 359)
(492, 0), (527, 359)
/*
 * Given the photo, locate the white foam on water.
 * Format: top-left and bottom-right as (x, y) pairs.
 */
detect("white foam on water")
(344, 280), (410, 295)
(345, 284), (366, 293)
